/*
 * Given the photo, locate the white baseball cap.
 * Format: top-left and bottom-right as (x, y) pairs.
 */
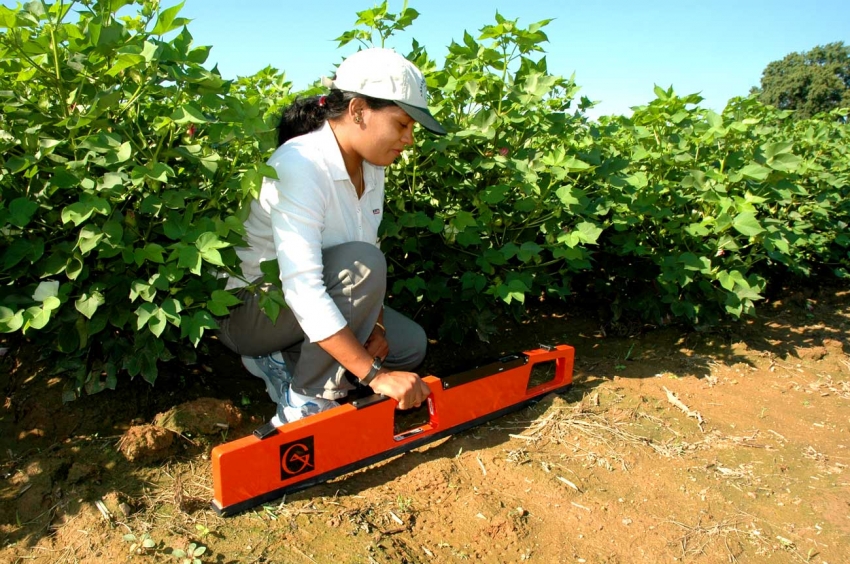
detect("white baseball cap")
(322, 48), (446, 135)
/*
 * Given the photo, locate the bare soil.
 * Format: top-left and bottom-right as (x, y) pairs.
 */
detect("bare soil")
(1, 286), (848, 563)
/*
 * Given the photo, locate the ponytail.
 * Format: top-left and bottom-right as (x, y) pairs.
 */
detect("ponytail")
(276, 89), (397, 146)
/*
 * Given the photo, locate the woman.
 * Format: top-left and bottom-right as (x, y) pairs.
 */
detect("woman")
(218, 48), (446, 426)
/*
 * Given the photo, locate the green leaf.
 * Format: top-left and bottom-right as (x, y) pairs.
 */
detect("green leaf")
(136, 303), (167, 337)
(108, 0), (134, 12)
(171, 103), (210, 124)
(48, 168), (80, 189)
(257, 164), (280, 180)
(41, 297), (62, 312)
(761, 142), (793, 159)
(25, 306), (50, 331)
(3, 239), (32, 270)
(559, 221), (603, 248)
(160, 298), (182, 325)
(5, 154), (36, 173)
(705, 110), (723, 129)
(678, 252), (711, 273)
(134, 163), (174, 183)
(130, 280), (156, 302)
(61, 196), (111, 226)
(684, 222), (711, 237)
(562, 156), (591, 173)
(151, 1), (188, 35)
(196, 232), (228, 266)
(717, 270), (745, 292)
(33, 280), (60, 302)
(0, 306), (24, 332)
(75, 291), (105, 319)
(177, 245), (202, 274)
(577, 221), (602, 245)
(428, 216), (444, 234)
(450, 211), (477, 231)
(196, 232), (229, 252)
(495, 278), (529, 305)
(555, 185), (585, 208)
(188, 45), (210, 64)
(181, 310), (218, 346)
(481, 185), (509, 204)
(136, 243), (165, 266)
(259, 259), (281, 287)
(149, 162), (174, 182)
(65, 254), (84, 280)
(732, 212), (764, 237)
(111, 142), (133, 163)
(258, 287), (286, 323)
(739, 163), (771, 182)
(521, 71), (558, 99)
(207, 289), (241, 316)
(517, 242), (542, 262)
(8, 197), (39, 228)
(135, 303), (156, 329)
(456, 229), (481, 247)
(240, 168), (261, 198)
(78, 225), (104, 255)
(105, 53), (145, 76)
(767, 152), (802, 173)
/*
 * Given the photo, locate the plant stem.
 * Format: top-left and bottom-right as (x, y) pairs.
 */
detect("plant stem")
(48, 25), (68, 118)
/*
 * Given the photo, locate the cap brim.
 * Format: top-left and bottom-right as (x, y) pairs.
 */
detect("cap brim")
(395, 101), (447, 135)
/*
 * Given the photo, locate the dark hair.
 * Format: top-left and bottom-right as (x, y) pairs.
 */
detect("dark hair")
(277, 89), (396, 146)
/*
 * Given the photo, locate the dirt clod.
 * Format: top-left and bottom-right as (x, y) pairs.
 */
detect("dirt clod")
(153, 397), (243, 435)
(117, 424), (176, 463)
(795, 345), (828, 361)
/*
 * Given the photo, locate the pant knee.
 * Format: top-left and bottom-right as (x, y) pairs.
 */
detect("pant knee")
(408, 324), (427, 367)
(388, 321), (428, 370)
(325, 242), (386, 290)
(350, 241), (386, 281)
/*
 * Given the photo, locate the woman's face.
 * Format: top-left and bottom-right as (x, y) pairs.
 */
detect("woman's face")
(357, 105), (416, 167)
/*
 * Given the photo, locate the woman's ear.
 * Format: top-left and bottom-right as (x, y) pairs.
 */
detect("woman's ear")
(348, 97), (368, 124)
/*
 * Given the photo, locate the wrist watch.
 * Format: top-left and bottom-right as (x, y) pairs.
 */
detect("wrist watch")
(360, 356), (383, 386)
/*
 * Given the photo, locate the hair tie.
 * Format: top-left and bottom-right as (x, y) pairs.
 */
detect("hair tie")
(318, 95), (327, 107)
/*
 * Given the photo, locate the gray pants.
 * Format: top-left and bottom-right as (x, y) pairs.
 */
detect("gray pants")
(217, 241), (427, 399)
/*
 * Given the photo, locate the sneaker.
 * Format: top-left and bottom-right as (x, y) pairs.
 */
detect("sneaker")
(270, 387), (340, 426)
(242, 352), (292, 403)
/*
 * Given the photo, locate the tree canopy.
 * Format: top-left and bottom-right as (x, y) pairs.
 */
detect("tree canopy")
(753, 41), (850, 119)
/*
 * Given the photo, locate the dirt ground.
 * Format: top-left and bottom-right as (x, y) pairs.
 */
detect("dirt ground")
(1, 285), (848, 564)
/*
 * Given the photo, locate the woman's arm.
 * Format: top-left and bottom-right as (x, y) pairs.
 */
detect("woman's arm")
(318, 325), (430, 410)
(264, 148), (429, 409)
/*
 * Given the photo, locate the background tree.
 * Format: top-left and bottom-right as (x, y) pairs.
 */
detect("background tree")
(752, 41), (850, 119)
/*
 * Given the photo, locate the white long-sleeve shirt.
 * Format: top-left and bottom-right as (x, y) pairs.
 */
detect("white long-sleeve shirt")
(226, 121), (385, 342)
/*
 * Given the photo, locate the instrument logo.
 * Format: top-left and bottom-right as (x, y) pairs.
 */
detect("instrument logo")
(280, 436), (315, 479)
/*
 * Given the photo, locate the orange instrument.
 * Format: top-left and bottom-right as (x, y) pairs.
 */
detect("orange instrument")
(211, 344), (574, 515)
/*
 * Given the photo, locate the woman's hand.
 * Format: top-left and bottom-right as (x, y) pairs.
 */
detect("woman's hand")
(317, 325), (427, 409)
(369, 369), (431, 410)
(364, 323), (389, 360)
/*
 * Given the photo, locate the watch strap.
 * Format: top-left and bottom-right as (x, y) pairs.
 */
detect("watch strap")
(360, 356), (382, 386)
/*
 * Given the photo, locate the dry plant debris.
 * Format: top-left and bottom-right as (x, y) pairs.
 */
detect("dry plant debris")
(662, 386), (706, 432)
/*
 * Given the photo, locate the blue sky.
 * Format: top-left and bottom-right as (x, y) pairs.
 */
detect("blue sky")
(6, 1), (847, 117)
(176, 0), (849, 118)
